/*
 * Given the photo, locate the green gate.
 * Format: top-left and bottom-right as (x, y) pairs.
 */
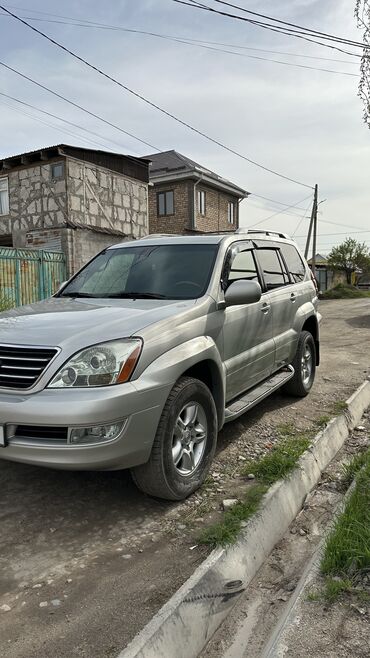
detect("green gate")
(0, 247), (66, 309)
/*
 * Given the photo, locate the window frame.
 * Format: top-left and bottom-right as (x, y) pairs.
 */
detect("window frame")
(157, 190), (175, 217)
(227, 200), (236, 224)
(0, 176), (9, 216)
(279, 243), (307, 285)
(254, 246), (291, 291)
(197, 189), (206, 216)
(50, 162), (65, 180)
(221, 240), (262, 292)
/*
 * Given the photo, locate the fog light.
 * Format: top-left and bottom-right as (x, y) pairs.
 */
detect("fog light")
(69, 421), (126, 445)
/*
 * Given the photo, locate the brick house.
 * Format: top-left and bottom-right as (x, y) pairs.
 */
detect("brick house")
(0, 144), (150, 274)
(145, 150), (249, 234)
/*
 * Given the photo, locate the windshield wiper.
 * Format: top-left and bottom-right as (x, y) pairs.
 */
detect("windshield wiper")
(104, 291), (169, 299)
(60, 292), (99, 298)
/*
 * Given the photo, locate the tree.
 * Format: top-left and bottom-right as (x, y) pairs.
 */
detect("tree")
(355, 1), (370, 129)
(327, 238), (370, 284)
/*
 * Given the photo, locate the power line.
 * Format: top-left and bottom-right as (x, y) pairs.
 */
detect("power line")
(0, 11), (359, 77)
(292, 199), (313, 236)
(175, 1), (364, 58)
(0, 61), (160, 152)
(0, 91), (137, 152)
(0, 4), (314, 190)
(212, 1), (370, 49)
(247, 193), (313, 227)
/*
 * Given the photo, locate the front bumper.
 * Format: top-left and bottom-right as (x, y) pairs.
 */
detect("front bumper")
(0, 381), (172, 470)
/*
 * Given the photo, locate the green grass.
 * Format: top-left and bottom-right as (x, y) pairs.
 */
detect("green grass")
(321, 454), (370, 587)
(199, 426), (313, 548)
(341, 448), (370, 487)
(198, 484), (268, 547)
(320, 284), (370, 300)
(315, 415), (332, 428)
(332, 400), (348, 414)
(241, 434), (312, 486)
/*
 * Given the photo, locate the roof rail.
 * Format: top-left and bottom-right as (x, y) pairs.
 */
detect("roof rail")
(236, 229), (291, 240)
(140, 233), (175, 239)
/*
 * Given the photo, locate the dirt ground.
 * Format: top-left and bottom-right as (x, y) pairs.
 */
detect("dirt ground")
(1, 298), (370, 658)
(201, 412), (370, 658)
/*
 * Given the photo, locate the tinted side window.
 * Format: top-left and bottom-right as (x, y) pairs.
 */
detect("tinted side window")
(228, 249), (259, 286)
(256, 249), (289, 290)
(280, 244), (306, 283)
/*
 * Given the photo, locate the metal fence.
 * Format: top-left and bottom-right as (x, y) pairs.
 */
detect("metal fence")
(0, 247), (66, 309)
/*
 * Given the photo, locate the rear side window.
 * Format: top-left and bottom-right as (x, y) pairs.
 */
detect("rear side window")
(280, 244), (306, 283)
(255, 248), (289, 290)
(228, 249), (259, 286)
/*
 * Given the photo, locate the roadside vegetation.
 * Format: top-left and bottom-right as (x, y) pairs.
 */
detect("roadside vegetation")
(320, 284), (370, 300)
(0, 295), (12, 312)
(319, 448), (370, 602)
(199, 424), (313, 547)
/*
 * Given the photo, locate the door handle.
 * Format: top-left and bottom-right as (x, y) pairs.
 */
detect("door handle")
(261, 302), (271, 314)
(290, 292), (297, 303)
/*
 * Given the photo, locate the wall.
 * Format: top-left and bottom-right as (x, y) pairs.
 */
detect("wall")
(0, 159), (68, 247)
(195, 184), (239, 232)
(67, 158), (148, 240)
(148, 181), (192, 234)
(148, 180), (240, 235)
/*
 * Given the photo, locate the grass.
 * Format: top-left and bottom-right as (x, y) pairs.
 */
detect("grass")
(320, 452), (370, 599)
(199, 426), (312, 548)
(315, 415), (332, 428)
(320, 283), (370, 300)
(341, 448), (370, 487)
(332, 400), (348, 414)
(198, 484), (268, 547)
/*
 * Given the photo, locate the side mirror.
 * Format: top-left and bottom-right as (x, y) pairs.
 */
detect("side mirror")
(224, 279), (262, 307)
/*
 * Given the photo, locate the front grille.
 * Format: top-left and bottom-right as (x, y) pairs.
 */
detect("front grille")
(11, 425), (68, 444)
(0, 345), (58, 390)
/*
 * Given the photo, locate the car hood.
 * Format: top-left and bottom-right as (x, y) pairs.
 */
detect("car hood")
(0, 297), (197, 350)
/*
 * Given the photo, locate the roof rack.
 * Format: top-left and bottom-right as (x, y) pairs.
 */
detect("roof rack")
(235, 229), (290, 239)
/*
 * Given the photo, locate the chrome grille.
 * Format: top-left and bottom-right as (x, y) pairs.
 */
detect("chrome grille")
(0, 345), (58, 390)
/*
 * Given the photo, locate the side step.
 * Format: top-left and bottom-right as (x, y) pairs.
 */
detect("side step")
(224, 365), (294, 423)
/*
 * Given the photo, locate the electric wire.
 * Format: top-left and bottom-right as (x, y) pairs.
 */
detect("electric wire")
(0, 4), (314, 189)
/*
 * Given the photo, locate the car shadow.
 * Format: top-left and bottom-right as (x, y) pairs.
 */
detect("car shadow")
(346, 314), (370, 329)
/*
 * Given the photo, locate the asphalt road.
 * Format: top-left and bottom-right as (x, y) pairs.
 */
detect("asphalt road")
(1, 298), (370, 658)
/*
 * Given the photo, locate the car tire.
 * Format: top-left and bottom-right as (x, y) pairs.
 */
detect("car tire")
(282, 330), (316, 397)
(131, 376), (218, 501)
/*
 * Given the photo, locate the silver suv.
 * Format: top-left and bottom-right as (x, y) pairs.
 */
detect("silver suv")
(0, 231), (320, 500)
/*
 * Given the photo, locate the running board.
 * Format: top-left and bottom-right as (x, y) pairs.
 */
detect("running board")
(224, 366), (295, 423)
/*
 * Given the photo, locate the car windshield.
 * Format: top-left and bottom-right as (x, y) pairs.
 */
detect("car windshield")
(60, 243), (218, 300)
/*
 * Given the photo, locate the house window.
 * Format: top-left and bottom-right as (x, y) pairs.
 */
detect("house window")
(157, 190), (174, 216)
(197, 190), (206, 215)
(51, 162), (64, 179)
(0, 177), (9, 216)
(228, 201), (236, 224)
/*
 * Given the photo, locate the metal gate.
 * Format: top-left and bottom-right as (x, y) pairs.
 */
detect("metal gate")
(0, 247), (66, 309)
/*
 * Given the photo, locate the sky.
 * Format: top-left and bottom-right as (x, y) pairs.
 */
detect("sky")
(0, 0), (369, 255)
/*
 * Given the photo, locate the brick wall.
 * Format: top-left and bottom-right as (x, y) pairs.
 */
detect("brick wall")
(148, 181), (192, 234)
(148, 179), (240, 235)
(195, 185), (239, 232)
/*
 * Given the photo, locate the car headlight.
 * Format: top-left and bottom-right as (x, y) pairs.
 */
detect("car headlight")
(48, 339), (142, 388)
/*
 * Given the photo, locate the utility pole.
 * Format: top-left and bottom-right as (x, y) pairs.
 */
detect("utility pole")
(304, 184), (318, 279)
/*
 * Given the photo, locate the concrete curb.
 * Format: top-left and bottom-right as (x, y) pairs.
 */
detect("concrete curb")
(119, 380), (370, 658)
(262, 475), (359, 658)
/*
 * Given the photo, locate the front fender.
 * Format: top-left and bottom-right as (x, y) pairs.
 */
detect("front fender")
(133, 336), (226, 426)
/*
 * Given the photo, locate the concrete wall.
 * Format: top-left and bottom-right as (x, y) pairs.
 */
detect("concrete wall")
(0, 159), (68, 247)
(66, 158), (147, 240)
(0, 156), (149, 274)
(148, 179), (239, 235)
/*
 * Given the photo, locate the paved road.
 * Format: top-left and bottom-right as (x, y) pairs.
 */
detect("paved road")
(1, 299), (370, 657)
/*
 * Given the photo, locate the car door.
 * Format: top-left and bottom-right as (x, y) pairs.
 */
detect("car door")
(222, 242), (274, 402)
(253, 244), (296, 371)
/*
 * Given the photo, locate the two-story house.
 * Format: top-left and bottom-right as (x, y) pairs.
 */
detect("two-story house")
(0, 144), (150, 274)
(146, 150), (249, 234)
